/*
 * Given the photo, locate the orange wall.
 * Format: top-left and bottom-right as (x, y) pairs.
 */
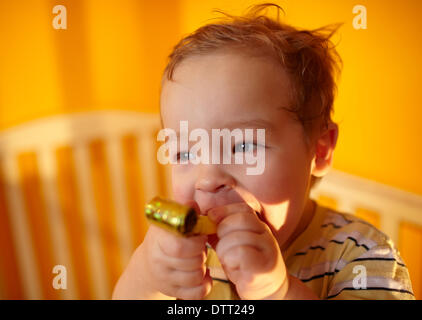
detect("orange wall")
(0, 0), (180, 128)
(0, 0), (421, 196)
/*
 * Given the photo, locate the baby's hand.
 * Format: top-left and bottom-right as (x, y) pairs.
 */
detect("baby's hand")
(143, 224), (212, 299)
(113, 223), (212, 300)
(208, 203), (288, 300)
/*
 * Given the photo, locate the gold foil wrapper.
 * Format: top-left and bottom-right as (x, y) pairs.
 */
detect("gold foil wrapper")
(144, 197), (217, 237)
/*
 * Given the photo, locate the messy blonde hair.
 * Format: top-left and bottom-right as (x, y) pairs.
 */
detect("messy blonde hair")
(162, 3), (342, 138)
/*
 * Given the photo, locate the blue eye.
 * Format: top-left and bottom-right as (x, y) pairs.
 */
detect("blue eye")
(176, 151), (195, 162)
(233, 142), (257, 153)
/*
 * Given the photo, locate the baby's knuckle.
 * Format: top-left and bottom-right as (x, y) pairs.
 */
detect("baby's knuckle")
(237, 213), (250, 225)
(234, 231), (248, 244)
(188, 256), (201, 268)
(154, 264), (168, 280)
(237, 246), (251, 260)
(186, 255), (203, 269)
(215, 241), (226, 258)
(189, 270), (205, 286)
(168, 240), (185, 257)
(152, 248), (168, 262)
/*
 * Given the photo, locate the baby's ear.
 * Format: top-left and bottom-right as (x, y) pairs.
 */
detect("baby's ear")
(311, 122), (339, 177)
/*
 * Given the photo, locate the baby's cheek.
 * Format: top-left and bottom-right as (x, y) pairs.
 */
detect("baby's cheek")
(172, 184), (188, 202)
(243, 170), (287, 204)
(171, 173), (194, 203)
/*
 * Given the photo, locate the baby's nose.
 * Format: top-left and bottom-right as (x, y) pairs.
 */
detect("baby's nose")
(194, 164), (235, 193)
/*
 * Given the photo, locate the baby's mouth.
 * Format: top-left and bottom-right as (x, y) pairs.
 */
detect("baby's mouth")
(202, 202), (264, 217)
(200, 186), (264, 220)
(204, 202), (264, 250)
(199, 188), (264, 218)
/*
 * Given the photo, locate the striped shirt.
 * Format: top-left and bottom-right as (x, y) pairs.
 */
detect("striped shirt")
(204, 203), (415, 300)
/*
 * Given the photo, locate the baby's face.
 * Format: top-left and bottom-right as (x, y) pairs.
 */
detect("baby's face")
(160, 51), (316, 248)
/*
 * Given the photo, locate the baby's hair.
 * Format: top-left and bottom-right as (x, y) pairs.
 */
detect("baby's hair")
(162, 3), (343, 138)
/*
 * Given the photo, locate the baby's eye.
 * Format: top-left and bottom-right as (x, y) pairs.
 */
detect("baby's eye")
(176, 151), (195, 162)
(232, 141), (257, 153)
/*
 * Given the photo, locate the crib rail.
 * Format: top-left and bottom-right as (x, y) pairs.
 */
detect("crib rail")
(311, 169), (422, 299)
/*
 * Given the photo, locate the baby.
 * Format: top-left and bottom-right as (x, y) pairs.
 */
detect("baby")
(113, 3), (414, 300)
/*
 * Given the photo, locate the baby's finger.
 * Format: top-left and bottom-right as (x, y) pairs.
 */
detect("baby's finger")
(164, 251), (207, 272)
(170, 266), (207, 287)
(217, 212), (266, 239)
(157, 230), (208, 258)
(174, 270), (213, 300)
(207, 202), (255, 224)
(222, 245), (263, 272)
(215, 230), (264, 262)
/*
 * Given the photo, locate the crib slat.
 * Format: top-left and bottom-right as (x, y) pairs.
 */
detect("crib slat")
(17, 151), (61, 299)
(381, 214), (399, 245)
(2, 154), (42, 299)
(122, 134), (148, 247)
(38, 147), (77, 299)
(56, 145), (94, 299)
(316, 194), (338, 210)
(73, 144), (109, 299)
(355, 207), (381, 229)
(399, 222), (422, 300)
(88, 139), (123, 297)
(106, 137), (134, 269)
(0, 159), (24, 299)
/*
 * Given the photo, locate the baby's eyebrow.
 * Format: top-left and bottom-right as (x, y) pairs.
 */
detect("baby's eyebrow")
(223, 118), (275, 133)
(169, 118), (275, 140)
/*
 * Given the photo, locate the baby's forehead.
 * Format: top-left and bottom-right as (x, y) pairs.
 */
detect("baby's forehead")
(162, 56), (292, 110)
(167, 48), (287, 81)
(159, 50), (299, 139)
(161, 107), (298, 143)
